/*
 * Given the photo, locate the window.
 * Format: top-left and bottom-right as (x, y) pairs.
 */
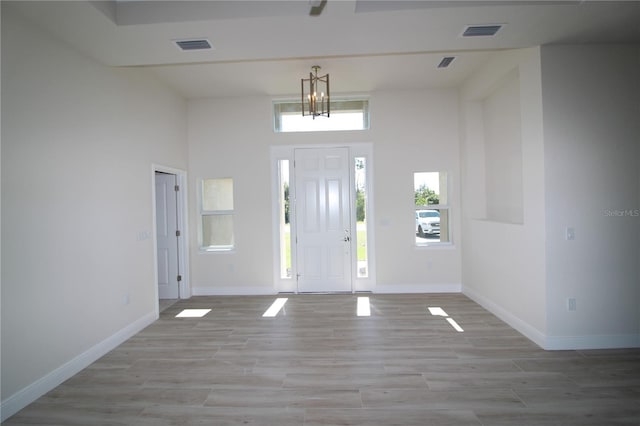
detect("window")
(273, 99), (369, 132)
(355, 157), (368, 277)
(200, 178), (234, 251)
(276, 160), (292, 278)
(414, 172), (450, 245)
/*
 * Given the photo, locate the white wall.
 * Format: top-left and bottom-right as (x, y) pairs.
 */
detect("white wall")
(460, 48), (547, 346)
(541, 45), (640, 349)
(371, 90), (461, 292)
(1, 8), (187, 418)
(187, 89), (462, 294)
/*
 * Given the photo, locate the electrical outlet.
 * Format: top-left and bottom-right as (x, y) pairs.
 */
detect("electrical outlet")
(566, 227), (575, 241)
(123, 293), (130, 305)
(567, 298), (577, 311)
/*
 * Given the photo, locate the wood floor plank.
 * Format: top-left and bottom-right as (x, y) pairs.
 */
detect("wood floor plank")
(475, 406), (640, 426)
(360, 388), (525, 410)
(303, 408), (482, 426)
(282, 372), (428, 390)
(423, 370), (577, 391)
(138, 405), (306, 426)
(204, 388), (363, 409)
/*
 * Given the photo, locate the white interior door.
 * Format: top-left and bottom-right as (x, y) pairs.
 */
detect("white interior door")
(295, 147), (352, 292)
(155, 172), (180, 299)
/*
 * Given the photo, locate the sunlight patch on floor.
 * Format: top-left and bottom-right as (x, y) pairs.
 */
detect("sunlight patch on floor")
(175, 309), (211, 318)
(262, 298), (288, 317)
(446, 317), (464, 332)
(428, 306), (464, 332)
(428, 307), (448, 317)
(357, 296), (371, 317)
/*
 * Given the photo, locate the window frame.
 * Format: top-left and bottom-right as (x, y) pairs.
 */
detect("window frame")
(414, 171), (452, 248)
(273, 98), (370, 133)
(199, 177), (235, 252)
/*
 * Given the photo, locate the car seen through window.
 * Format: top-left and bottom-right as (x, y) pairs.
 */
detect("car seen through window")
(415, 209), (440, 237)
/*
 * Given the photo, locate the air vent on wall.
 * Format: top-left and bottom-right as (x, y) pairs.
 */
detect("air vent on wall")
(462, 25), (502, 37)
(175, 39), (213, 51)
(438, 56), (456, 68)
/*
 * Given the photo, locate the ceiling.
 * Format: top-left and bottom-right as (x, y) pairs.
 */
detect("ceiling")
(8, 0), (640, 99)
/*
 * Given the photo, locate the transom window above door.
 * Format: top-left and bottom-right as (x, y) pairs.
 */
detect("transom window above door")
(273, 99), (370, 132)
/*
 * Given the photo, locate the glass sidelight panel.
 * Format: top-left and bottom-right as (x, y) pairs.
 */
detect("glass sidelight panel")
(277, 160), (292, 278)
(355, 157), (368, 277)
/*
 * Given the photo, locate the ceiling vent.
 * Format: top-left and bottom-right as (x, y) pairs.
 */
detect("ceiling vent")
(438, 56), (456, 68)
(174, 39), (213, 51)
(462, 25), (502, 37)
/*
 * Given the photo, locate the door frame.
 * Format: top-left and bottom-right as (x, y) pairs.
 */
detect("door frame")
(271, 143), (376, 293)
(152, 164), (190, 316)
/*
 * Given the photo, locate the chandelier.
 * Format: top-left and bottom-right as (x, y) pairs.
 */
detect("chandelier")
(301, 66), (330, 118)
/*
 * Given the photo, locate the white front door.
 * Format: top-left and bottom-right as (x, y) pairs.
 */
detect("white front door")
(155, 172), (180, 299)
(294, 147), (352, 292)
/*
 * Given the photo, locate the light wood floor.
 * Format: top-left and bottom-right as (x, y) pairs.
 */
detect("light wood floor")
(159, 298), (179, 313)
(5, 294), (640, 425)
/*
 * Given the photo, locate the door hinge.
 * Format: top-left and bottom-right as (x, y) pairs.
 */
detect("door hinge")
(174, 185), (180, 192)
(176, 230), (181, 237)
(177, 275), (182, 282)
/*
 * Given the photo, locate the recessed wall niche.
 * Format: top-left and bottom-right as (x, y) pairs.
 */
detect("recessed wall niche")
(481, 68), (524, 224)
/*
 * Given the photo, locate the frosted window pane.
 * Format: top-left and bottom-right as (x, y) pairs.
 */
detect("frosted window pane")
(202, 178), (233, 211)
(202, 215), (234, 247)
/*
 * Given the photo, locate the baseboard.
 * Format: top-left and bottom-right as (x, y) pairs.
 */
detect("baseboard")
(192, 286), (277, 296)
(193, 284), (461, 296)
(1, 311), (157, 422)
(462, 286), (547, 349)
(375, 283), (462, 294)
(545, 334), (640, 350)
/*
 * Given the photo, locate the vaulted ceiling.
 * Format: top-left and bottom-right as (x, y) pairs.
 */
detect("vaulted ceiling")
(8, 0), (640, 98)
